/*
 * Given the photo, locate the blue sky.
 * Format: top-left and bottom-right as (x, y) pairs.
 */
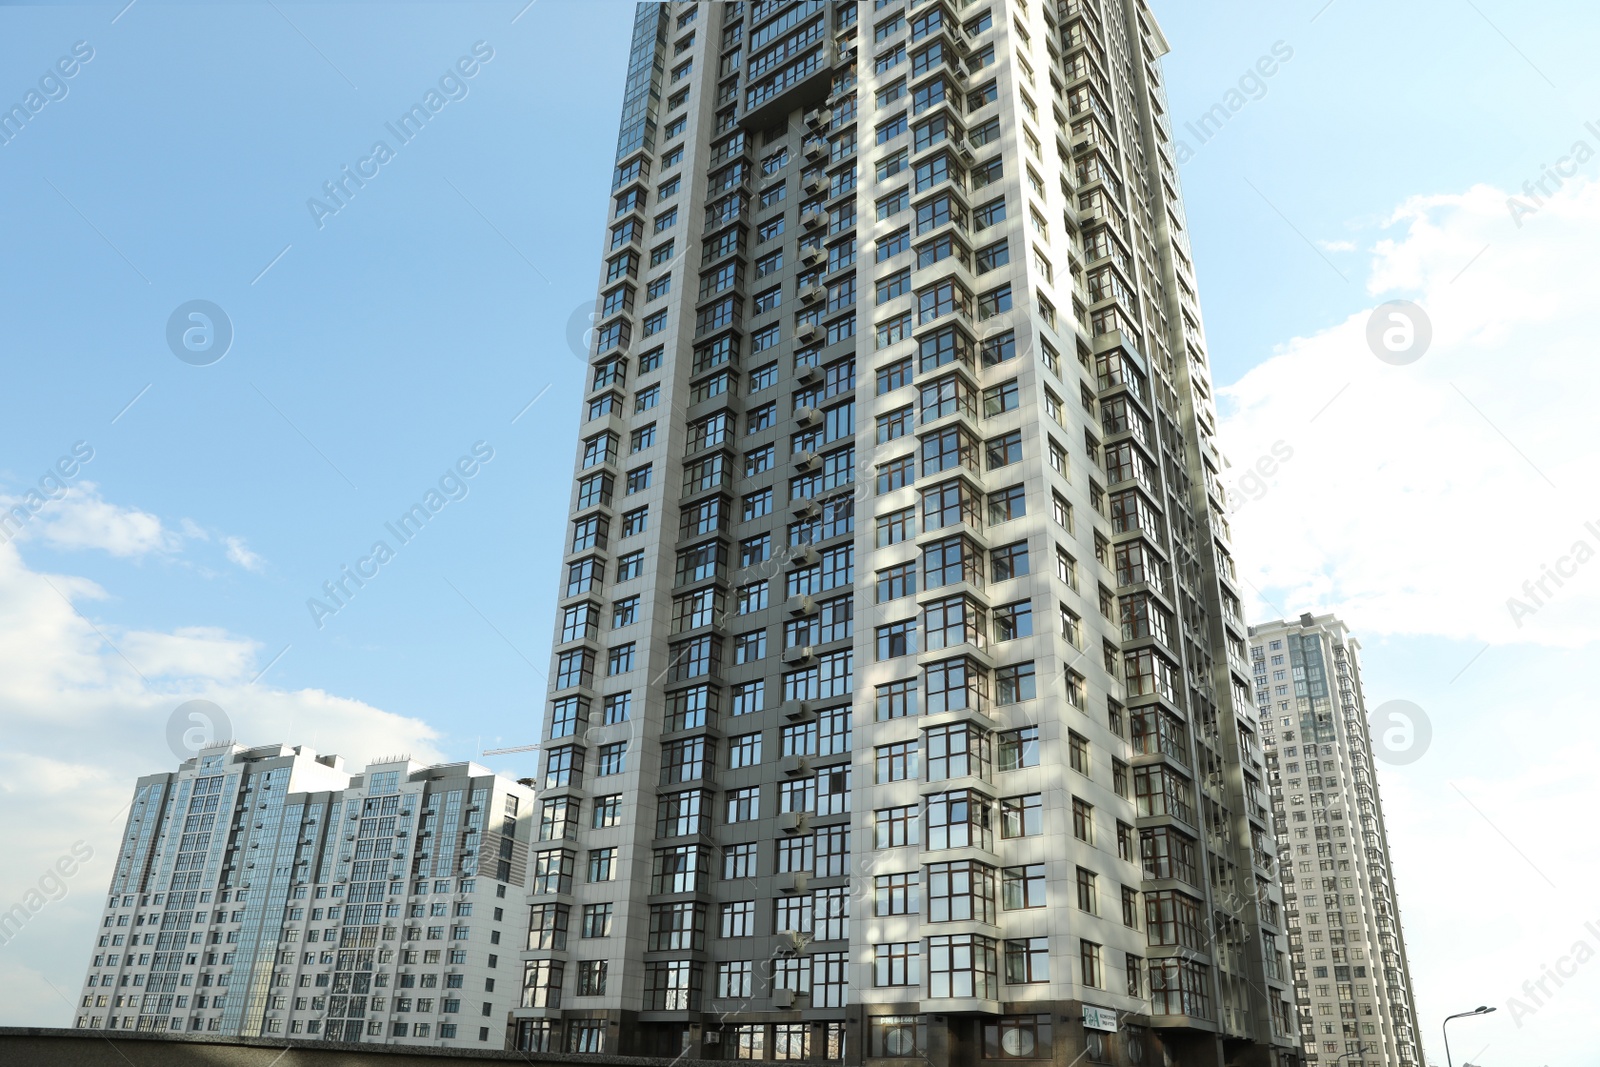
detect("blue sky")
(2, 1), (1598, 1063)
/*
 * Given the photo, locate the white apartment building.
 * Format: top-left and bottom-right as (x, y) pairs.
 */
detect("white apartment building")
(74, 742), (533, 1050)
(1248, 616), (1422, 1067)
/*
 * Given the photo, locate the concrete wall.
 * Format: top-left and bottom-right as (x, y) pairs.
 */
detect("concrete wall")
(0, 1028), (724, 1067)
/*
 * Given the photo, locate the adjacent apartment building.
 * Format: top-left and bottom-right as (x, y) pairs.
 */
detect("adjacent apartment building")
(1247, 616), (1421, 1067)
(73, 742), (533, 1049)
(516, 1), (1299, 1065)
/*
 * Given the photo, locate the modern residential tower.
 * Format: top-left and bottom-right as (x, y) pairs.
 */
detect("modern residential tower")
(1247, 616), (1422, 1067)
(517, 2), (1299, 1064)
(74, 742), (533, 1049)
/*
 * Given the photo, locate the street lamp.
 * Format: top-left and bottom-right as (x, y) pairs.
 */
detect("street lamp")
(1332, 1043), (1370, 1067)
(1442, 1006), (1495, 1067)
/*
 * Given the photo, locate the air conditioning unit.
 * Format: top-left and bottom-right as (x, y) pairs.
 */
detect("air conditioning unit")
(777, 871), (810, 894)
(793, 500), (821, 520)
(791, 545), (820, 566)
(781, 700), (813, 722)
(795, 364), (822, 386)
(804, 107), (832, 128)
(779, 755), (811, 779)
(795, 322), (823, 343)
(779, 811), (810, 834)
(773, 988), (798, 1009)
(786, 594), (815, 617)
(803, 137), (828, 159)
(795, 406), (822, 427)
(793, 451), (820, 472)
(800, 209), (826, 230)
(798, 284), (826, 304)
(804, 176), (829, 197)
(801, 246), (828, 267)
(776, 929), (808, 953)
(782, 645), (815, 666)
(950, 30), (971, 55)
(956, 141), (976, 164)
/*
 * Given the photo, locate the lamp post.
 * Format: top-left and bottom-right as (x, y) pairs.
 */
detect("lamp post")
(1442, 1005), (1495, 1067)
(1332, 1043), (1369, 1067)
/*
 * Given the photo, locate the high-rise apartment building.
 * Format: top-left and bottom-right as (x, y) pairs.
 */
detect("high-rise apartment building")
(73, 743), (533, 1049)
(1247, 616), (1421, 1067)
(518, 2), (1298, 1064)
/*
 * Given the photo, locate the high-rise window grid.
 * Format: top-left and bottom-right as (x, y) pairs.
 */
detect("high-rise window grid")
(519, 1), (1302, 1057)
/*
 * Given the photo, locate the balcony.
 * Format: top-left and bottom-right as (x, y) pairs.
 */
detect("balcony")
(703, 200), (750, 236)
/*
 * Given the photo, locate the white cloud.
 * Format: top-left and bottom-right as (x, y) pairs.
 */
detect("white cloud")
(117, 626), (260, 682)
(0, 539), (446, 1026)
(1218, 178), (1600, 1067)
(1374, 692), (1600, 1061)
(1, 482), (269, 578)
(224, 535), (265, 573)
(9, 482), (175, 558)
(1219, 178), (1600, 647)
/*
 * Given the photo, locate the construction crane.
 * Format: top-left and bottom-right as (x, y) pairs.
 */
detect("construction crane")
(480, 741), (540, 757)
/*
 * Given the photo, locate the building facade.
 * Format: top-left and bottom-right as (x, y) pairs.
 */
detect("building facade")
(74, 743), (533, 1049)
(1246, 617), (1421, 1067)
(519, 1), (1298, 1064)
